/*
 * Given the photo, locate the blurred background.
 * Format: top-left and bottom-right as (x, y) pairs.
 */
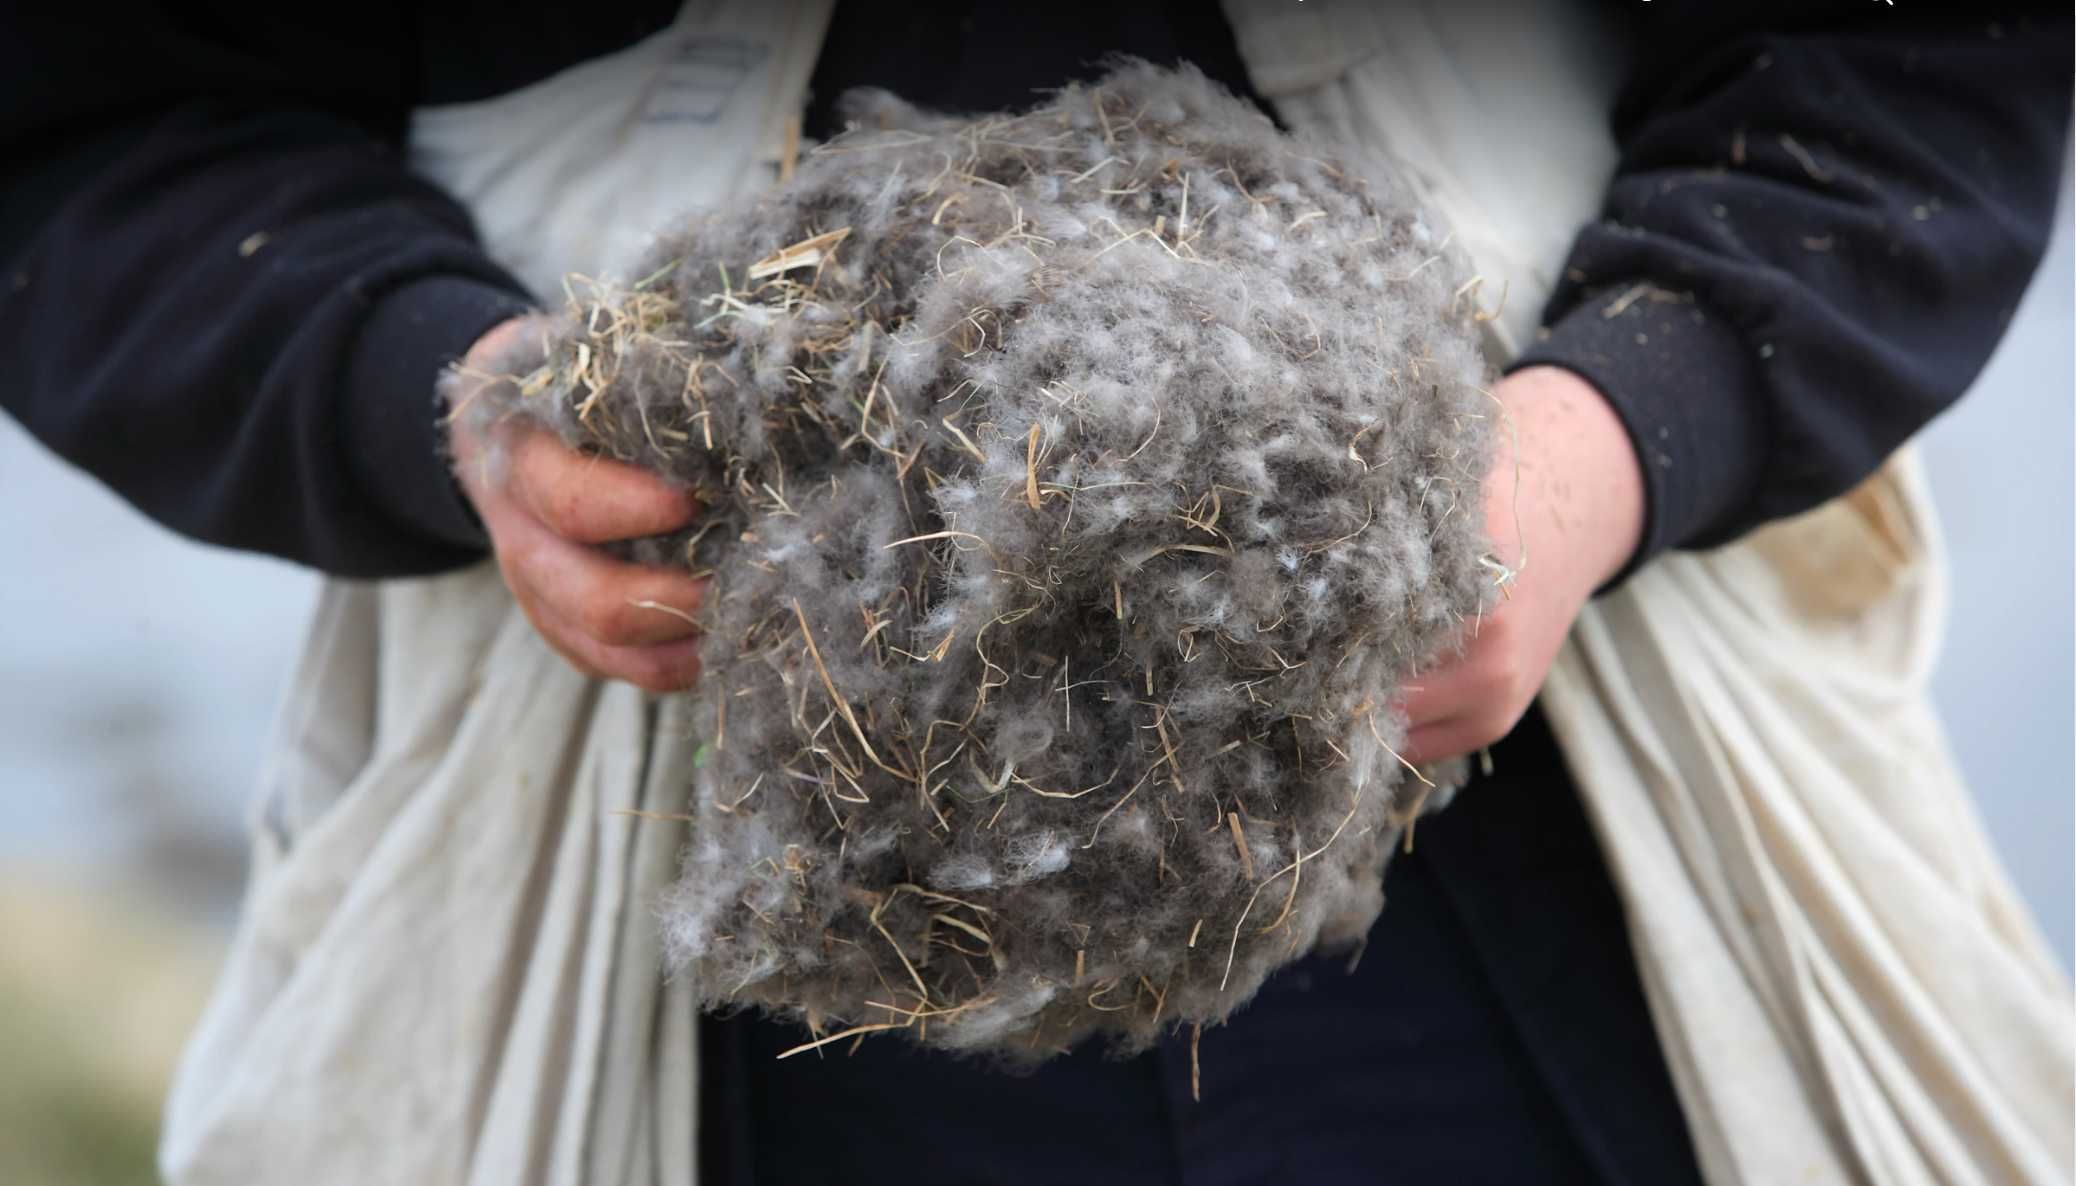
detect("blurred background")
(2, 198), (2070, 1186)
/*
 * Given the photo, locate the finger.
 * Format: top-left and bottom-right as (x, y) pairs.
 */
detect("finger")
(498, 571), (608, 681)
(1400, 716), (1478, 767)
(494, 507), (706, 645)
(507, 428), (698, 544)
(513, 529), (709, 647)
(1392, 661), (1478, 732)
(526, 588), (706, 693)
(1401, 689), (1539, 766)
(599, 636), (705, 695)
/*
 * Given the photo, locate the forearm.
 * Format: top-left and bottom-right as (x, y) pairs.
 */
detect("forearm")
(1515, 5), (2072, 582)
(0, 15), (535, 577)
(1488, 368), (1645, 600)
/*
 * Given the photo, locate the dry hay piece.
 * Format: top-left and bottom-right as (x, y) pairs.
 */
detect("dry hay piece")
(465, 61), (1498, 1059)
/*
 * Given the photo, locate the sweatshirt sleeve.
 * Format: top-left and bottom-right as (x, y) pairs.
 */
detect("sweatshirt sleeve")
(0, 10), (538, 577)
(1509, 5), (2072, 584)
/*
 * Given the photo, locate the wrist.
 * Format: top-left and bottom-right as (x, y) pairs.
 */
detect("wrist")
(1508, 292), (1765, 585)
(445, 313), (554, 513)
(458, 314), (545, 376)
(1487, 365), (1646, 601)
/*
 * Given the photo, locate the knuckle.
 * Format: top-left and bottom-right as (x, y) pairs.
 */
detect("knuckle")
(1487, 649), (1530, 699)
(1462, 661), (1507, 704)
(539, 488), (588, 539)
(574, 590), (629, 643)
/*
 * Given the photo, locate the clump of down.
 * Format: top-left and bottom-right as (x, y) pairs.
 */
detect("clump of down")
(466, 61), (1497, 1059)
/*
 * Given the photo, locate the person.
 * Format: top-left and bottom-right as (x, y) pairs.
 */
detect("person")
(3, 3), (2068, 1183)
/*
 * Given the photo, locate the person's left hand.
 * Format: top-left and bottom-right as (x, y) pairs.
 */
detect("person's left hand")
(448, 317), (710, 694)
(1395, 365), (1646, 765)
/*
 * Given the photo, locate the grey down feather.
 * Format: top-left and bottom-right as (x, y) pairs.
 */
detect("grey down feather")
(463, 61), (1497, 1059)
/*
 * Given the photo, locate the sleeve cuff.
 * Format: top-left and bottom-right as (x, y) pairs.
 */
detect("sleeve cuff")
(340, 274), (537, 555)
(1507, 288), (1768, 590)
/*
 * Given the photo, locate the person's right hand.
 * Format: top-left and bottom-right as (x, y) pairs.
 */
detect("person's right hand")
(448, 318), (708, 693)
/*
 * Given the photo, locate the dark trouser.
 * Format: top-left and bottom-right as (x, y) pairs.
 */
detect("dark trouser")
(700, 707), (1705, 1186)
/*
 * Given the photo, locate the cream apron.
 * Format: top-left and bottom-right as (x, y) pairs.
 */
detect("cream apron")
(162, 4), (2073, 1183)
(1228, 4), (2074, 1185)
(159, 7), (832, 1182)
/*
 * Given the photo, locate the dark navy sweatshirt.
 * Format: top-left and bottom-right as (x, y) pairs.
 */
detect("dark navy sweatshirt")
(3, 6), (2066, 1183)
(0, 3), (2067, 579)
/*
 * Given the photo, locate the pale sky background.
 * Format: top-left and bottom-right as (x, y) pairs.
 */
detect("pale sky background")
(1916, 187), (2074, 962)
(1, 189), (2070, 965)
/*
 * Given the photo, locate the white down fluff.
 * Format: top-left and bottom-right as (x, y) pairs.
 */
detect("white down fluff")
(468, 61), (1496, 1059)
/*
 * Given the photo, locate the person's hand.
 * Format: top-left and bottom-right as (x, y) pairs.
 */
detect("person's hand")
(448, 317), (708, 693)
(1395, 366), (1645, 764)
